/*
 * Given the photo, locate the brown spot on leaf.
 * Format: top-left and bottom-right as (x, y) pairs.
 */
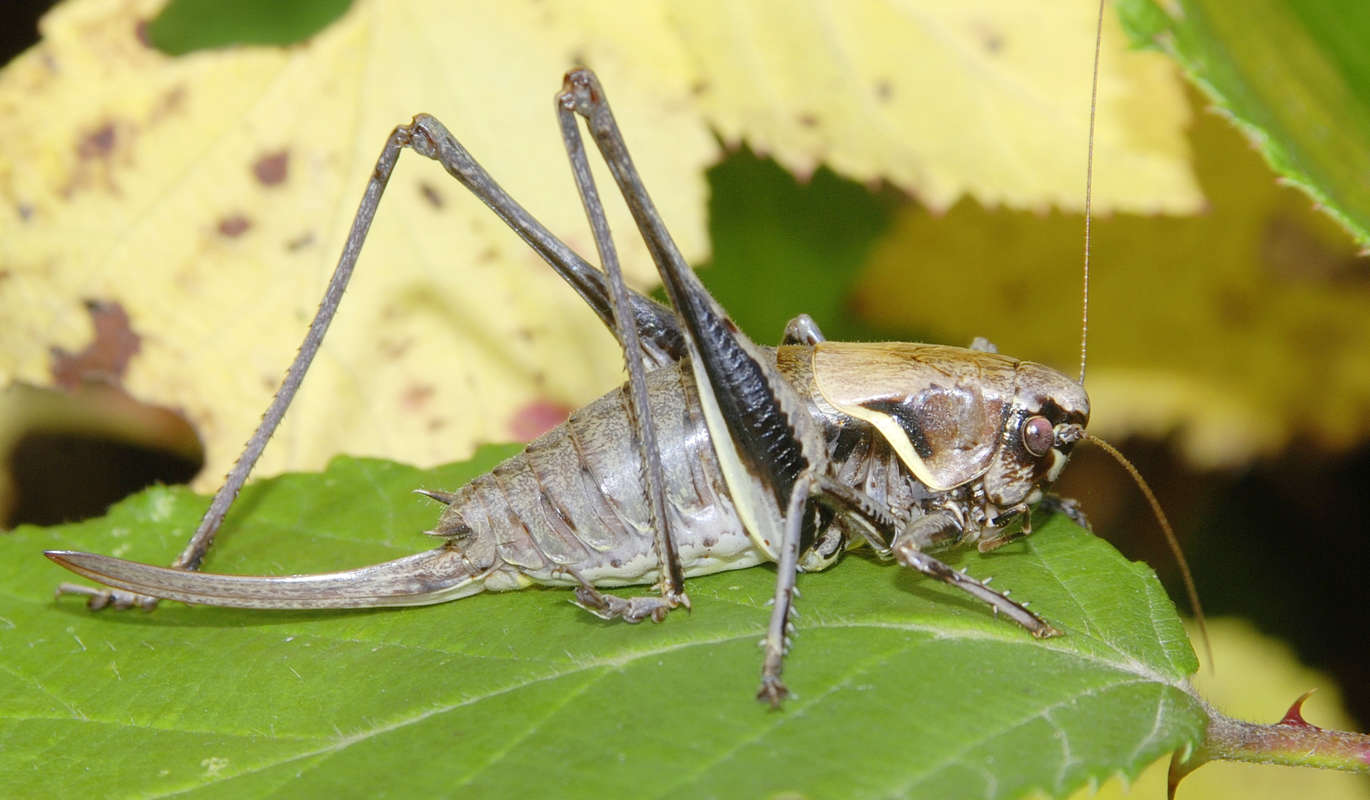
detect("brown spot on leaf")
(150, 85), (187, 123)
(875, 79), (893, 103)
(65, 119), (137, 197)
(50, 300), (141, 390)
(402, 383), (436, 411)
(218, 214), (252, 237)
(286, 231), (315, 251)
(969, 21), (1005, 54)
(690, 80), (711, 97)
(419, 181), (444, 209)
(78, 122), (117, 161)
(253, 149), (290, 186)
(509, 400), (572, 442)
(796, 112), (819, 129)
(378, 337), (412, 359)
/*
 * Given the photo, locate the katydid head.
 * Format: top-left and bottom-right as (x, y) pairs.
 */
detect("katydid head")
(980, 361), (1089, 509)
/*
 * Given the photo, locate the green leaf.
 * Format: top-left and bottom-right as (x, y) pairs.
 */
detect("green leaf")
(146, 0), (355, 54)
(1118, 0), (1370, 248)
(4, 450), (1203, 798)
(697, 147), (896, 344)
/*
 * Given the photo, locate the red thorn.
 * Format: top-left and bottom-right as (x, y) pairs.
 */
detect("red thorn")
(1278, 689), (1321, 729)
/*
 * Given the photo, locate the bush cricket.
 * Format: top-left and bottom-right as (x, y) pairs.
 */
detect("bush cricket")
(45, 1), (1203, 705)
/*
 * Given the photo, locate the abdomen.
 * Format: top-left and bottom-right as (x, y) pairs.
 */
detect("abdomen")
(433, 361), (767, 593)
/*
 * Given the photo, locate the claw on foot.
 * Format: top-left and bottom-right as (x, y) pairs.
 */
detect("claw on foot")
(571, 583), (683, 624)
(757, 676), (790, 708)
(55, 582), (160, 611)
(1032, 623), (1064, 639)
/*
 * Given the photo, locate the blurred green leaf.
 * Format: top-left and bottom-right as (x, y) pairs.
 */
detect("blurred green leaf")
(693, 148), (895, 344)
(146, 0), (354, 54)
(5, 451), (1203, 798)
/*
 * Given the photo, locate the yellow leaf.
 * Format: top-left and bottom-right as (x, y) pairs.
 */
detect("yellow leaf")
(853, 89), (1370, 467)
(1, 0), (1196, 493)
(1, 0), (715, 490)
(675, 0), (1200, 213)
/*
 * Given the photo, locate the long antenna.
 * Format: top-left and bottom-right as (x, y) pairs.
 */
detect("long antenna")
(1085, 434), (1213, 667)
(1076, 1), (1212, 671)
(1080, 0), (1104, 385)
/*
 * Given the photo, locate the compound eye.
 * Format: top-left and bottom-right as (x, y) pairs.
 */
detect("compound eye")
(1022, 415), (1055, 458)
